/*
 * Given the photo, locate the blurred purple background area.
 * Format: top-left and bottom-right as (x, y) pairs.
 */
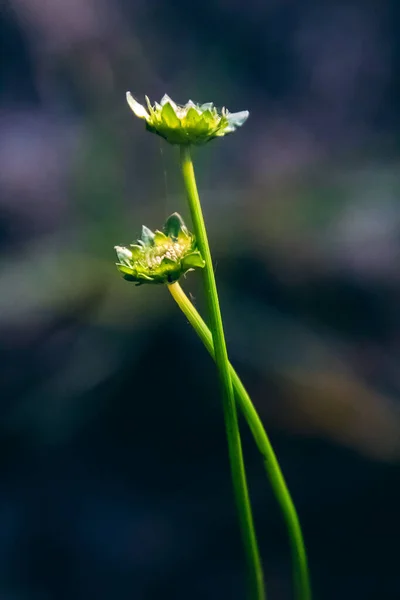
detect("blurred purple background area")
(0, 0), (400, 598)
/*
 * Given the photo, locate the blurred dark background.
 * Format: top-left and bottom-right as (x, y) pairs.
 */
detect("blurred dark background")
(1, 0), (400, 598)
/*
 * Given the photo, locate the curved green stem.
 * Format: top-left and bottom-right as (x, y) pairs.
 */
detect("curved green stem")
(168, 281), (312, 600)
(180, 146), (265, 600)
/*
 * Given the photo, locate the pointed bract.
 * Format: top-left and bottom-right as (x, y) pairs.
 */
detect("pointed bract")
(164, 212), (188, 240)
(141, 225), (155, 246)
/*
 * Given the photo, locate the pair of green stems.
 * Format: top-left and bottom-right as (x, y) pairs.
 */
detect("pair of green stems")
(167, 147), (311, 600)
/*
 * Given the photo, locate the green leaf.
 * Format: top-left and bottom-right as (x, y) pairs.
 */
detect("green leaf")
(141, 225), (155, 246)
(164, 213), (188, 239)
(161, 103), (180, 128)
(182, 252), (205, 270)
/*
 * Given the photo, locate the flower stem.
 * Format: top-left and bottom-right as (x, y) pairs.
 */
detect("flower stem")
(179, 145), (265, 600)
(168, 281), (312, 600)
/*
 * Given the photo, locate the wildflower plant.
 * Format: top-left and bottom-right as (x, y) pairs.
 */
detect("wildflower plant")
(114, 92), (312, 600)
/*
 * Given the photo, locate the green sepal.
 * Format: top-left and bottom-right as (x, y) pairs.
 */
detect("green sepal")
(116, 263), (135, 277)
(185, 107), (201, 128)
(182, 252), (205, 270)
(195, 115), (212, 135)
(160, 257), (177, 269)
(161, 103), (180, 128)
(201, 109), (214, 124)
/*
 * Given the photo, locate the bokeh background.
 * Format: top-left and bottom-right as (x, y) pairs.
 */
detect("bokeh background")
(1, 0), (400, 598)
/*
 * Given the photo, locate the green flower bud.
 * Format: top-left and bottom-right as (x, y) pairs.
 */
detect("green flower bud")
(115, 213), (205, 285)
(126, 93), (249, 145)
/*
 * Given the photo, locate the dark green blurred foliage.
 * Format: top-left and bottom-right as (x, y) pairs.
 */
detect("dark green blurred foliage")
(0, 1), (400, 599)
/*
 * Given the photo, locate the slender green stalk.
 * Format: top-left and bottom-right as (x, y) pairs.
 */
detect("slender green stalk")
(168, 281), (312, 600)
(180, 146), (265, 600)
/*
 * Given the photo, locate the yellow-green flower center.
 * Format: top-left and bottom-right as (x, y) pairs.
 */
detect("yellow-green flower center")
(141, 240), (188, 271)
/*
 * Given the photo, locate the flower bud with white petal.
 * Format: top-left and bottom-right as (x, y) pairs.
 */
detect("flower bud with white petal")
(126, 93), (249, 145)
(115, 213), (205, 285)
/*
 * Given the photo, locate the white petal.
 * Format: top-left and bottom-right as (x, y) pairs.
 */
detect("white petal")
(126, 92), (150, 121)
(160, 94), (178, 111)
(186, 100), (201, 114)
(227, 110), (249, 128)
